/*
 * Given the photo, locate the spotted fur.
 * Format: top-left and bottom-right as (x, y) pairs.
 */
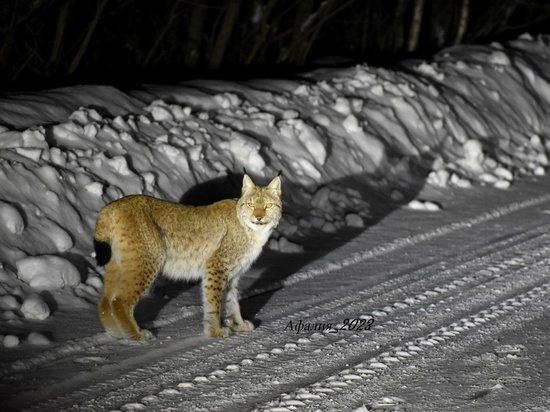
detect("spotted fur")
(94, 173), (282, 340)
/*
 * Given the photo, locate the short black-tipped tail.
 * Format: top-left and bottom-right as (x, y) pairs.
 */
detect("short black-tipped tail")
(94, 239), (112, 266)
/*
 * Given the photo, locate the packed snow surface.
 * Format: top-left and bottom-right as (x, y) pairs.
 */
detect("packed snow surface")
(1, 34), (550, 347)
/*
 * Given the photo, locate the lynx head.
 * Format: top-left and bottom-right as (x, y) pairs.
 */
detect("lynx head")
(237, 172), (282, 232)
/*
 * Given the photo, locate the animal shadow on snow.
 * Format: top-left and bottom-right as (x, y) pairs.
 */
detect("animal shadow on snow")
(133, 163), (431, 334)
(242, 165), (431, 325)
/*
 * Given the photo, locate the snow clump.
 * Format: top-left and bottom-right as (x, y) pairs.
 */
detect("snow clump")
(0, 201), (26, 234)
(20, 294), (50, 320)
(16, 256), (80, 291)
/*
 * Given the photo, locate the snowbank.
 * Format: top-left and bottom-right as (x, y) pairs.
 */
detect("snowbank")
(0, 85), (144, 129)
(1, 34), (550, 347)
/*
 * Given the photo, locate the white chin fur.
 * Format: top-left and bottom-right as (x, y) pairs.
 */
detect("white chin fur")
(247, 220), (273, 231)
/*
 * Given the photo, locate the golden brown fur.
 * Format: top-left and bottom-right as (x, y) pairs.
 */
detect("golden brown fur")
(95, 173), (282, 340)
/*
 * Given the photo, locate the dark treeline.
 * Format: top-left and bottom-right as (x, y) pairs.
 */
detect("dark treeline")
(1, 0), (550, 90)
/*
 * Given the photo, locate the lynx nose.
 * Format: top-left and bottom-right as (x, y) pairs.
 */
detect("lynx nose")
(255, 215), (263, 221)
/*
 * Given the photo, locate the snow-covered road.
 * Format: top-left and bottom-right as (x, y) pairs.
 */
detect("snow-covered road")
(3, 176), (550, 411)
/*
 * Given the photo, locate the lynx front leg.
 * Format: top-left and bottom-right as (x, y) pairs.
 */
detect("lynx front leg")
(223, 277), (254, 333)
(203, 259), (231, 338)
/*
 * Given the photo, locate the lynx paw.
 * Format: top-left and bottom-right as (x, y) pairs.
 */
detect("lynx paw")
(205, 326), (231, 338)
(118, 329), (154, 345)
(136, 329), (154, 340)
(228, 319), (255, 333)
(123, 329), (153, 341)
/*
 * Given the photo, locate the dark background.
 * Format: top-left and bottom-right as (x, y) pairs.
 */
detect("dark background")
(2, 0), (550, 92)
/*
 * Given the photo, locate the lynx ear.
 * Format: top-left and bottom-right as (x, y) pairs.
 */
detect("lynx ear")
(242, 173), (256, 194)
(267, 174), (282, 197)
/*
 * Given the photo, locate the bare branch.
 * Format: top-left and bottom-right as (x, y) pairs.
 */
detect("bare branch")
(245, 0), (277, 65)
(453, 0), (469, 45)
(68, 0), (110, 74)
(185, 1), (207, 69)
(142, 1), (182, 67)
(407, 0), (425, 52)
(48, 0), (71, 67)
(207, 0), (242, 70)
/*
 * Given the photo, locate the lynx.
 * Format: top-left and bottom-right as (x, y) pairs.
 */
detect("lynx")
(94, 172), (282, 340)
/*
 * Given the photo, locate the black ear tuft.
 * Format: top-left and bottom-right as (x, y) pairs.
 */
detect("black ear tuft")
(243, 167), (248, 176)
(277, 169), (283, 177)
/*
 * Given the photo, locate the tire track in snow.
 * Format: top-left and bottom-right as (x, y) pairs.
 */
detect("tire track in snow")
(260, 281), (550, 412)
(24, 220), (550, 412)
(3, 191), (549, 382)
(141, 243), (550, 412)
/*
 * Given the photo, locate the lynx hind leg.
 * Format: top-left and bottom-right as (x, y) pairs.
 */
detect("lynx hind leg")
(99, 244), (162, 341)
(98, 259), (125, 339)
(223, 277), (254, 333)
(203, 260), (231, 338)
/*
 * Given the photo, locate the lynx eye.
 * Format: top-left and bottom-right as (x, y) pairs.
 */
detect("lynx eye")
(247, 202), (255, 208)
(265, 203), (273, 209)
